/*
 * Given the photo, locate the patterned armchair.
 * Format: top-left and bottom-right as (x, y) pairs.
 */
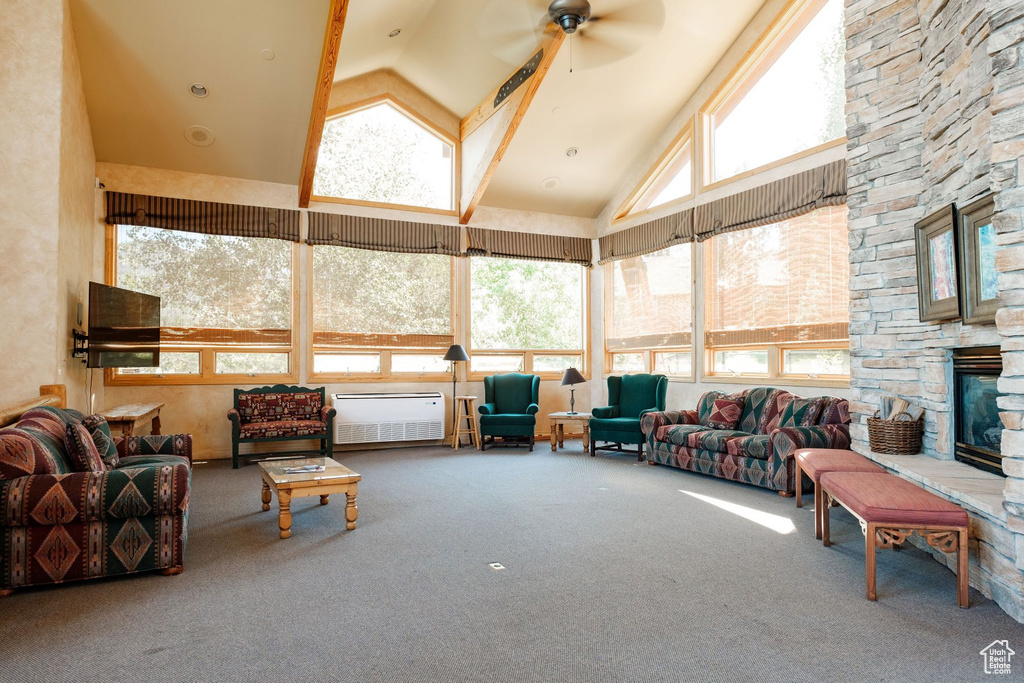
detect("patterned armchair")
(478, 373), (540, 451)
(590, 374), (668, 460)
(227, 384), (335, 469)
(0, 406), (191, 595)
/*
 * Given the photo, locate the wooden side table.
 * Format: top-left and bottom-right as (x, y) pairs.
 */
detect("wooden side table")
(453, 395), (479, 450)
(100, 403), (164, 437)
(548, 412), (591, 452)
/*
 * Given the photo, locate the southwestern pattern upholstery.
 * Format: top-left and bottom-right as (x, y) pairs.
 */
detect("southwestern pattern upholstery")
(0, 406), (191, 593)
(641, 387), (851, 494)
(227, 385), (335, 469)
(590, 374), (668, 460)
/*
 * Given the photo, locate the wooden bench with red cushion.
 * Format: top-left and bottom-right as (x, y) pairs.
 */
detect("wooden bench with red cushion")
(794, 449), (885, 539)
(819, 471), (970, 608)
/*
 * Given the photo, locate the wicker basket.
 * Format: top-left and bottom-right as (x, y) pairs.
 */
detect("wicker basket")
(867, 411), (922, 455)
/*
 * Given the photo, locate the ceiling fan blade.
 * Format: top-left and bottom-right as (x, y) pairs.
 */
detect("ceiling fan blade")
(479, 0), (550, 64)
(570, 28), (637, 70)
(591, 0), (665, 32)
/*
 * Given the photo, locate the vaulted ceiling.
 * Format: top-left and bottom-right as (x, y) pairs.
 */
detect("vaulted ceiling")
(72, 0), (767, 218)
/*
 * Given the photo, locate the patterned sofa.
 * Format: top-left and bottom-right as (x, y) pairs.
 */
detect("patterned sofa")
(228, 384), (335, 468)
(641, 387), (850, 495)
(0, 406), (191, 594)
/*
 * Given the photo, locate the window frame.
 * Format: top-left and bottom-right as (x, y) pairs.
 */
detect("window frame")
(613, 119), (695, 223)
(701, 217), (850, 388)
(602, 242), (696, 382)
(698, 0), (847, 191)
(466, 258), (591, 382)
(104, 224), (299, 386)
(309, 94), (461, 217)
(307, 248), (459, 383)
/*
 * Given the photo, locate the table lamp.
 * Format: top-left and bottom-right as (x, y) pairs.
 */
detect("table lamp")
(560, 367), (586, 415)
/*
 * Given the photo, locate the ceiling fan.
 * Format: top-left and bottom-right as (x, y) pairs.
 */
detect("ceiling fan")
(480, 0), (665, 70)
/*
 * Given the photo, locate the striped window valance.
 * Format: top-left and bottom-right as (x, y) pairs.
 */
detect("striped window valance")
(466, 227), (592, 267)
(694, 159), (846, 241)
(597, 209), (693, 265)
(307, 212), (462, 256)
(104, 192), (300, 241)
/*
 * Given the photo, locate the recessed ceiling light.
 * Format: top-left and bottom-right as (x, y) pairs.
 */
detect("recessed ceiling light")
(541, 176), (561, 190)
(565, 147), (578, 157)
(388, 28), (402, 38)
(189, 83), (208, 98)
(184, 125), (215, 147)
(260, 48), (275, 61)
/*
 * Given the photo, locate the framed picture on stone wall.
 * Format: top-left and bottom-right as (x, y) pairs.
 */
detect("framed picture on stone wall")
(915, 203), (961, 322)
(958, 193), (998, 325)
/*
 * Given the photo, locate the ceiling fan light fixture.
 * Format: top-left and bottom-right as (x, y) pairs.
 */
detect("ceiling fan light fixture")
(548, 0), (591, 35)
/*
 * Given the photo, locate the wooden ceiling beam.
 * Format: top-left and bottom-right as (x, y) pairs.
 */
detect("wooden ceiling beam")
(459, 26), (565, 224)
(298, 0), (350, 209)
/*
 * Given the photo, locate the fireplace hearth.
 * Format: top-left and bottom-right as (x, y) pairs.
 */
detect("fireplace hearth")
(952, 346), (1004, 476)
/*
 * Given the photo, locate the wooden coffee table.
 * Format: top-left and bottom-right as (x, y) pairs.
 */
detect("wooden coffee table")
(258, 457), (361, 539)
(548, 412), (592, 451)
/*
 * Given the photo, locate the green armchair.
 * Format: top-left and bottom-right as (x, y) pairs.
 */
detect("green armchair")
(590, 374), (668, 460)
(478, 373), (540, 451)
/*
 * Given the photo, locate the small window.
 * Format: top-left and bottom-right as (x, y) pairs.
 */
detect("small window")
(703, 0), (845, 184)
(533, 355), (584, 373)
(313, 353), (382, 375)
(653, 350), (692, 376)
(713, 349), (769, 376)
(313, 98), (456, 212)
(392, 354), (450, 374)
(216, 353), (290, 376)
(116, 352), (201, 376)
(471, 354), (525, 374)
(611, 353), (645, 373)
(782, 348), (850, 377)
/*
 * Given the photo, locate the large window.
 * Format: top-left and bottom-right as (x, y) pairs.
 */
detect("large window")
(615, 124), (694, 220)
(470, 258), (586, 377)
(111, 225), (294, 384)
(312, 97), (456, 213)
(606, 244), (693, 378)
(311, 246), (454, 379)
(704, 205), (850, 380)
(702, 0), (845, 185)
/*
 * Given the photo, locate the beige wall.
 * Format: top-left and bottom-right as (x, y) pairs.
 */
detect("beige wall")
(1, 0), (96, 411)
(57, 0), (99, 412)
(96, 163), (593, 458)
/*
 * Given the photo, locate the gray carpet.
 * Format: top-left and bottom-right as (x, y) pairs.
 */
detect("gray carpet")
(1, 444), (1021, 683)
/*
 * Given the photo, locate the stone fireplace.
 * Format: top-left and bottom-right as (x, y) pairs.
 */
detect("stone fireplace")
(845, 0), (1024, 621)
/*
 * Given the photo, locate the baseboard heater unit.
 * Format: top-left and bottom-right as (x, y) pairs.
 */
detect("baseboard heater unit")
(331, 392), (444, 445)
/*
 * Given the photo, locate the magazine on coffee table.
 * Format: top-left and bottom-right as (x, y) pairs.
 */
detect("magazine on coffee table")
(283, 464), (326, 474)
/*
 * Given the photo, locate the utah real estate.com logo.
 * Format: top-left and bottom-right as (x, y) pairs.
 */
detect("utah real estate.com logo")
(980, 640), (1015, 675)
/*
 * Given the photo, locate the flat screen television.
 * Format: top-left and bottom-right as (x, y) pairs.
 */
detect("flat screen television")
(87, 282), (161, 368)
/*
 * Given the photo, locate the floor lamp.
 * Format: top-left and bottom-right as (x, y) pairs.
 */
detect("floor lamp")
(443, 344), (470, 445)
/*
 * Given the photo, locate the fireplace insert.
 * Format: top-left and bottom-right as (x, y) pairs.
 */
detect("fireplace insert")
(952, 346), (1004, 476)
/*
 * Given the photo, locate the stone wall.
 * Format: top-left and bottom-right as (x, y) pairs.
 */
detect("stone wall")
(845, 0), (1024, 620)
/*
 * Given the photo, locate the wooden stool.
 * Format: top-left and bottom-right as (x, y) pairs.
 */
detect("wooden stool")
(453, 396), (479, 450)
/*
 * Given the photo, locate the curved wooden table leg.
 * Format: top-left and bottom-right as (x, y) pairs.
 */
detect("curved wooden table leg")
(550, 420), (557, 451)
(278, 490), (292, 539)
(261, 482), (272, 511)
(345, 487), (358, 530)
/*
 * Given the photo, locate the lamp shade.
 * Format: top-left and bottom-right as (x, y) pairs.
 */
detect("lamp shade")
(560, 367), (586, 386)
(443, 344), (470, 362)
